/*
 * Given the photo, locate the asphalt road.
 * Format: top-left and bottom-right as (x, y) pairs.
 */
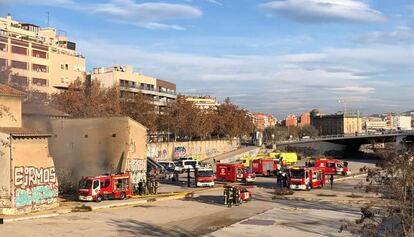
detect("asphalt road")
(0, 159), (376, 237)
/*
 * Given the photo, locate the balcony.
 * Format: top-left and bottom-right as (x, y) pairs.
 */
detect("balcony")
(120, 83), (177, 99)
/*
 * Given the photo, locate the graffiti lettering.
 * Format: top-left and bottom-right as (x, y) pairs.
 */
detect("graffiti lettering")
(15, 167), (56, 186)
(15, 184), (58, 208)
(206, 148), (218, 157)
(173, 147), (187, 158)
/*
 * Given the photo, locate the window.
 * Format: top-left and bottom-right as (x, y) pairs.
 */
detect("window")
(32, 78), (48, 86)
(93, 180), (100, 189)
(65, 64), (68, 70)
(101, 179), (110, 188)
(11, 39), (29, 47)
(32, 64), (48, 72)
(60, 64), (64, 69)
(0, 58), (6, 68)
(327, 162), (335, 168)
(0, 43), (6, 52)
(11, 45), (27, 55)
(32, 49), (47, 59)
(11, 60), (27, 70)
(10, 75), (28, 87)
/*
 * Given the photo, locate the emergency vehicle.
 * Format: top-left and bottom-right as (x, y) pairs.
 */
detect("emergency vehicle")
(308, 158), (351, 176)
(216, 163), (256, 183)
(269, 152), (298, 165)
(251, 159), (278, 176)
(288, 166), (325, 191)
(78, 173), (132, 202)
(196, 167), (215, 187)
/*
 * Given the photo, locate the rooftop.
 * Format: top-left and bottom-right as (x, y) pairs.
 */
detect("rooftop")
(0, 84), (26, 97)
(0, 127), (51, 137)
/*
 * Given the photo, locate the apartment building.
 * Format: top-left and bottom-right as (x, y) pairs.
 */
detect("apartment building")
(0, 15), (85, 96)
(285, 114), (298, 127)
(252, 113), (277, 130)
(311, 112), (362, 136)
(90, 65), (176, 113)
(185, 96), (220, 110)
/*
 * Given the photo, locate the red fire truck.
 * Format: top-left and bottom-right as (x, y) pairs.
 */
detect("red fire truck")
(216, 163), (256, 183)
(196, 167), (215, 187)
(251, 159), (279, 176)
(78, 173), (133, 202)
(308, 158), (351, 176)
(288, 166), (325, 191)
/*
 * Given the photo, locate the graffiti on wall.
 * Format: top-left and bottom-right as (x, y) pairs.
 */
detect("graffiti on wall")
(14, 166), (58, 209)
(147, 147), (168, 160)
(206, 148), (219, 157)
(173, 147), (187, 158)
(127, 159), (146, 184)
(14, 167), (56, 186)
(15, 184), (58, 208)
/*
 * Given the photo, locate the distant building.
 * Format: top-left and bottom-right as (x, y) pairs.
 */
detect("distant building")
(285, 114), (297, 127)
(0, 15), (86, 96)
(185, 96), (220, 110)
(392, 115), (412, 130)
(0, 84), (58, 215)
(311, 112), (362, 136)
(298, 112), (310, 127)
(90, 65), (176, 114)
(364, 121), (387, 132)
(252, 113), (277, 130)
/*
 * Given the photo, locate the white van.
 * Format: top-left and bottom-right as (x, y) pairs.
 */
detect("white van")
(178, 160), (201, 172)
(158, 161), (182, 173)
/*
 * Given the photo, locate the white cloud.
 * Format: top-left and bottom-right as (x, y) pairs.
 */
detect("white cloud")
(355, 27), (414, 44)
(205, 0), (223, 6)
(259, 0), (387, 23)
(1, 0), (202, 30)
(75, 37), (414, 115)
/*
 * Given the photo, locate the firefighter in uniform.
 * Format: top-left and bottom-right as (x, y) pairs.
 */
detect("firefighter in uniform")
(154, 180), (159, 194)
(233, 187), (241, 206)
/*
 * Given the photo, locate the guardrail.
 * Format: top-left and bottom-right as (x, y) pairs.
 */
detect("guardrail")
(276, 130), (414, 144)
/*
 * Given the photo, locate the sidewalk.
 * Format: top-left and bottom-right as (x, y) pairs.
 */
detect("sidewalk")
(0, 191), (189, 223)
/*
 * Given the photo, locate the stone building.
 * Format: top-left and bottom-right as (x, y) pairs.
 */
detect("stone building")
(48, 117), (148, 190)
(0, 84), (58, 214)
(311, 112), (362, 136)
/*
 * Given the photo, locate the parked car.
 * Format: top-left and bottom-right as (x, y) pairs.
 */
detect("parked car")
(158, 160), (182, 173)
(176, 159), (201, 172)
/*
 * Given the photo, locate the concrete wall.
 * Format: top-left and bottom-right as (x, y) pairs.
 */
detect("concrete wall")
(147, 139), (240, 161)
(48, 117), (147, 187)
(0, 96), (22, 127)
(0, 135), (58, 214)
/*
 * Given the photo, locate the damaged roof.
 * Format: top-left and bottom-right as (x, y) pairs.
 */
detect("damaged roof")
(0, 127), (51, 138)
(0, 84), (26, 97)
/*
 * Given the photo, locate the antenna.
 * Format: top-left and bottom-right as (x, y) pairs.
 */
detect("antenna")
(338, 98), (347, 115)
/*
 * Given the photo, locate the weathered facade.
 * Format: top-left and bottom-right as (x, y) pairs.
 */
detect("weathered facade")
(311, 113), (362, 136)
(0, 84), (58, 214)
(48, 117), (147, 189)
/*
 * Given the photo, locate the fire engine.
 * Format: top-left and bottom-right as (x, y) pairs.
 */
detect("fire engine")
(251, 159), (279, 176)
(308, 158), (351, 176)
(288, 166), (325, 191)
(78, 173), (133, 202)
(196, 167), (215, 187)
(216, 163), (256, 183)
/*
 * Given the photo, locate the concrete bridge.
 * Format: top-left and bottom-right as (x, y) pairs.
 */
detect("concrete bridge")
(275, 130), (414, 155)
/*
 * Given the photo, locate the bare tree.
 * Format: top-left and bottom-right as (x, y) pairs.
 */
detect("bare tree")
(341, 143), (414, 237)
(52, 79), (121, 118)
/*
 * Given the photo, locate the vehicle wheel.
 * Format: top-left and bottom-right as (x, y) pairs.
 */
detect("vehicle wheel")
(120, 192), (126, 200)
(96, 195), (103, 202)
(221, 178), (226, 182)
(342, 171), (346, 176)
(306, 184), (311, 191)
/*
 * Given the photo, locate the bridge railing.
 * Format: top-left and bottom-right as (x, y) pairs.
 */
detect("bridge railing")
(275, 129), (414, 144)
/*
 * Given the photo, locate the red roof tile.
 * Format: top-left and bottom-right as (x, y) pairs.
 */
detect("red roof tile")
(0, 84), (26, 97)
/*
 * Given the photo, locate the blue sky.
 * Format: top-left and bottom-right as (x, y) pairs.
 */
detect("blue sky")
(1, 0), (413, 119)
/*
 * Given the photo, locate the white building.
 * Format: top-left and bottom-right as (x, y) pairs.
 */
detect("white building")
(392, 116), (412, 130)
